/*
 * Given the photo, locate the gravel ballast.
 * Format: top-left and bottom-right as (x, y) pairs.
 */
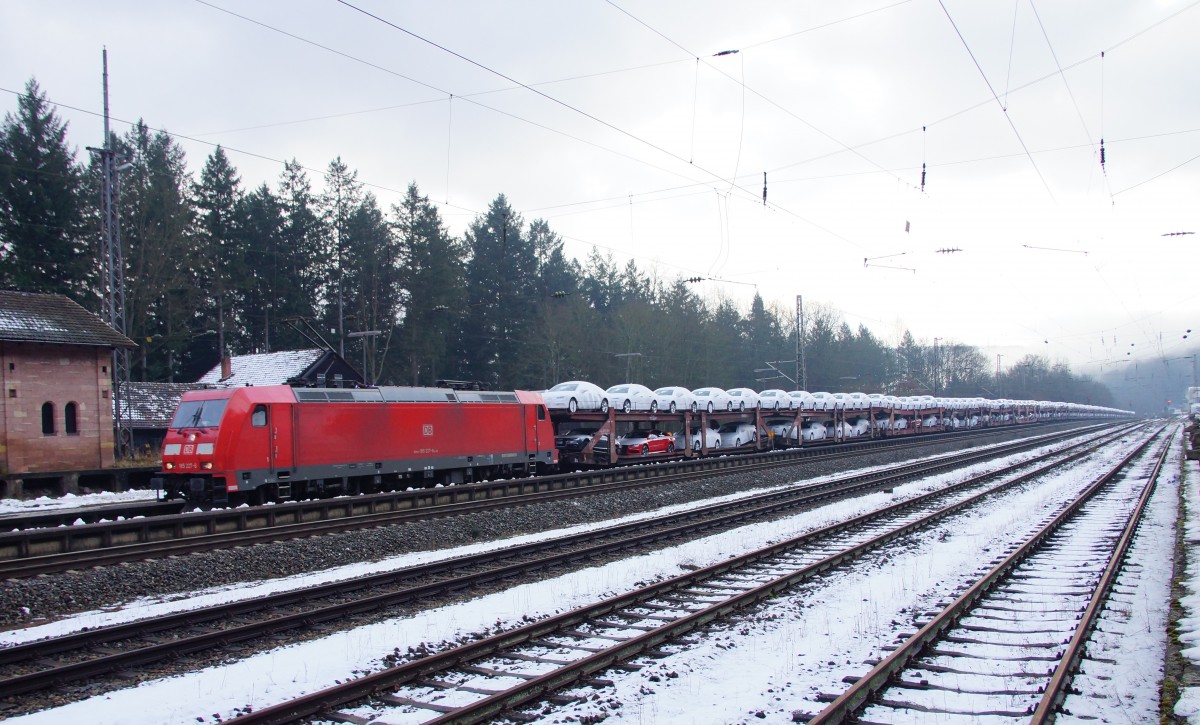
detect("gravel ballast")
(0, 425), (1090, 629)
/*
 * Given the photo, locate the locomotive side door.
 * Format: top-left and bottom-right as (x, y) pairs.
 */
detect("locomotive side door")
(269, 403), (295, 473)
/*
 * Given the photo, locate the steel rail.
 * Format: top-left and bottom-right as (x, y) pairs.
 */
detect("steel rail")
(806, 425), (1167, 724)
(220, 426), (1151, 724)
(0, 423), (1104, 579)
(0, 426), (1133, 704)
(1028, 424), (1173, 721)
(0, 422), (1057, 539)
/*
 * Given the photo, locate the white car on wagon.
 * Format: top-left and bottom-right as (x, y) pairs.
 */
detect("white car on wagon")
(652, 386), (698, 414)
(691, 387), (734, 413)
(543, 381), (608, 414)
(725, 388), (761, 411)
(757, 389), (792, 411)
(605, 383), (657, 413)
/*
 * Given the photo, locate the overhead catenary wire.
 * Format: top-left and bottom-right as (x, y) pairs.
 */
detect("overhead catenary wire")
(334, 0), (770, 210)
(605, 0), (920, 193)
(937, 0), (1054, 200)
(194, 0), (756, 209)
(1002, 0), (1020, 109)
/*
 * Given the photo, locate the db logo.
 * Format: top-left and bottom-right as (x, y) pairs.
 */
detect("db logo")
(422, 424), (434, 436)
(183, 444), (194, 455)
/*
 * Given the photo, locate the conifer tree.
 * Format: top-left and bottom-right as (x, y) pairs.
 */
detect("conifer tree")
(194, 146), (247, 361)
(0, 79), (88, 299)
(393, 183), (464, 386)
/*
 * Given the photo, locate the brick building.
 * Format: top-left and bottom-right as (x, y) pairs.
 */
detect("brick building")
(0, 291), (135, 478)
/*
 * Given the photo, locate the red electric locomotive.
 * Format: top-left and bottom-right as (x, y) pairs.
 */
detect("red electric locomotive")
(152, 385), (557, 505)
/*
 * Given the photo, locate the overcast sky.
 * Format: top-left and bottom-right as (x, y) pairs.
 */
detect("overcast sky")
(2, 0), (1197, 379)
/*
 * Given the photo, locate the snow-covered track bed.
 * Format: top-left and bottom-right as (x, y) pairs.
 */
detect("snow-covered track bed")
(0, 427), (1126, 713)
(0, 424), (1101, 580)
(217, 427), (1152, 724)
(807, 425), (1170, 723)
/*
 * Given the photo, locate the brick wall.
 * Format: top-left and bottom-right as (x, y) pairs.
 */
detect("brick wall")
(0, 342), (115, 473)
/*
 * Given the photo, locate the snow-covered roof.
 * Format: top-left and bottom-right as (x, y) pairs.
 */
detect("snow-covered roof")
(0, 290), (136, 348)
(197, 349), (326, 387)
(120, 382), (211, 428)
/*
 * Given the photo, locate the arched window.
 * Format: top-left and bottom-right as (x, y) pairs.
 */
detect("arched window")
(41, 402), (55, 435)
(65, 402), (79, 435)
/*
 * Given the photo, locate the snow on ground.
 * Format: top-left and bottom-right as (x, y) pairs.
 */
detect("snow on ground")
(0, 488), (159, 515)
(526, 429), (1167, 725)
(0, 432), (1078, 645)
(0, 428), (1162, 725)
(1057, 428), (1180, 722)
(1175, 430), (1200, 722)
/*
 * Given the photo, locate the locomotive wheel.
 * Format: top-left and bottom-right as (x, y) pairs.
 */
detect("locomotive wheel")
(601, 399), (610, 414)
(669, 401), (677, 413)
(622, 399), (632, 413)
(651, 400), (658, 413)
(568, 398), (578, 413)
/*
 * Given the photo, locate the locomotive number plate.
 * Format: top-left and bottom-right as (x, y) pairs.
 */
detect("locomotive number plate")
(422, 424), (434, 436)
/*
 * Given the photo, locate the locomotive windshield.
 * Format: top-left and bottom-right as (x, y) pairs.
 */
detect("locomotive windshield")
(170, 399), (229, 429)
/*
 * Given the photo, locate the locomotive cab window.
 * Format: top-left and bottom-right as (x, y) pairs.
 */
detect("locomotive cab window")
(170, 398), (229, 429)
(538, 406), (546, 421)
(251, 404), (267, 427)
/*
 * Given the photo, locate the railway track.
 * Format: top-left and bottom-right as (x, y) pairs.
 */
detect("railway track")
(0, 422), (1100, 578)
(0, 425), (1134, 711)
(114, 424), (1153, 724)
(807, 424), (1170, 723)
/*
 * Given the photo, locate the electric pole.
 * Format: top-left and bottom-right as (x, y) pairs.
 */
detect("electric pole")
(796, 295), (807, 390)
(89, 49), (131, 458)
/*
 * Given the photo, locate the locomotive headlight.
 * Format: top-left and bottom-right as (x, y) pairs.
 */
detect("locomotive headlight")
(201, 461), (213, 470)
(164, 462), (175, 470)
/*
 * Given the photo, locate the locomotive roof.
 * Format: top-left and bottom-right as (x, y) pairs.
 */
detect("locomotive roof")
(292, 386), (521, 404)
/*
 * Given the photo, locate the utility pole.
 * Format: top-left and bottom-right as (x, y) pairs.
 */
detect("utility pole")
(347, 330), (381, 385)
(89, 49), (131, 459)
(614, 352), (642, 382)
(933, 337), (942, 394)
(796, 295), (807, 390)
